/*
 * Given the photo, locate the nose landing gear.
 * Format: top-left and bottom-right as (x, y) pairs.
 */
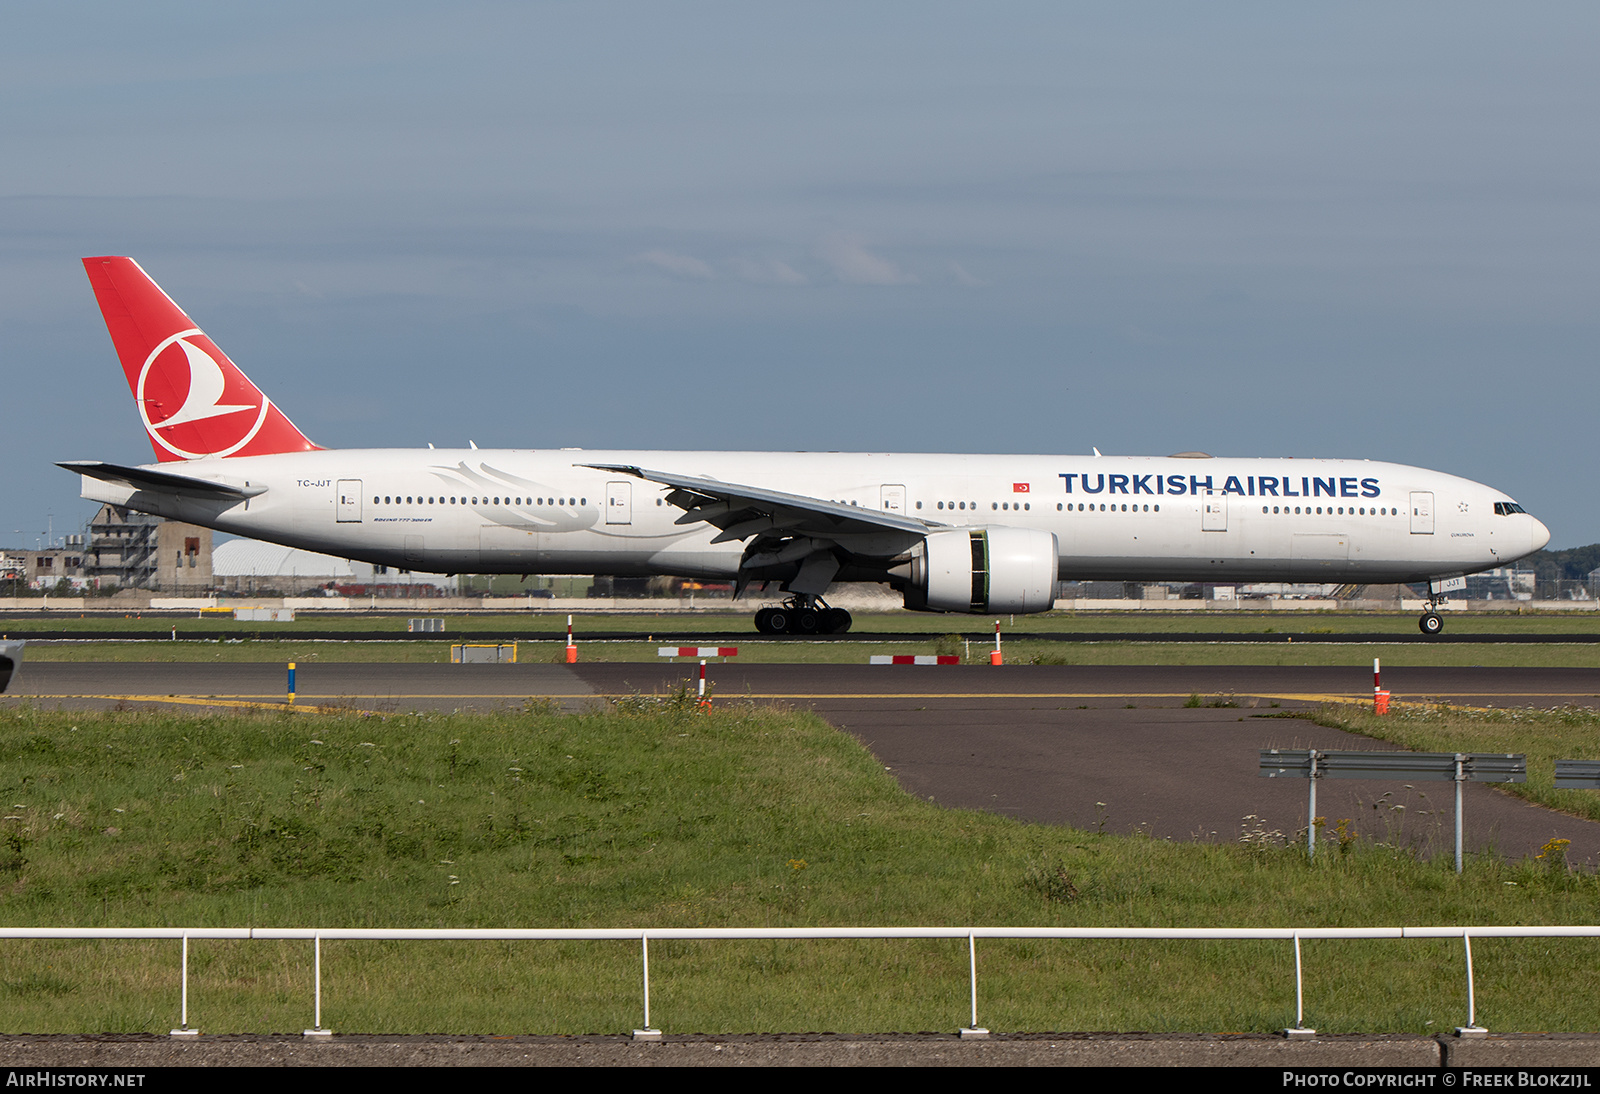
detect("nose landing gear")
(754, 595), (852, 635)
(1419, 601), (1444, 636)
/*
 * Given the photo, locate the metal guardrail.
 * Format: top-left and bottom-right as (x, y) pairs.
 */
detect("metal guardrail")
(1260, 749), (1526, 872)
(1555, 761), (1600, 790)
(2, 924), (1594, 1038)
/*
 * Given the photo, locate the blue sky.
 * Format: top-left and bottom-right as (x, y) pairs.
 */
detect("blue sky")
(4, 3), (1597, 546)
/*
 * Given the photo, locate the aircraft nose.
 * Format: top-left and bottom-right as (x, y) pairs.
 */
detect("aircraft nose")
(1529, 515), (1551, 554)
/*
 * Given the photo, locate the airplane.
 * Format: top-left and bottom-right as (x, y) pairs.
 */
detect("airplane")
(62, 256), (1550, 637)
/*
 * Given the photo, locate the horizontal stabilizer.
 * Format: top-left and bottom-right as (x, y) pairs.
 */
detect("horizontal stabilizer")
(57, 460), (266, 500)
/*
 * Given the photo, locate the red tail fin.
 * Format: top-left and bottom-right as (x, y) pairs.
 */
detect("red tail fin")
(82, 257), (319, 462)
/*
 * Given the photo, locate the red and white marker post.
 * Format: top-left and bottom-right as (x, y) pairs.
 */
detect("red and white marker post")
(990, 620), (1003, 665)
(656, 647), (739, 708)
(657, 647), (739, 659)
(1373, 657), (1390, 714)
(565, 615), (577, 664)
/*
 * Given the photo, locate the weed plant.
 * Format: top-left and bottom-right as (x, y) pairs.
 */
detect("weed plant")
(2, 701), (1600, 1034)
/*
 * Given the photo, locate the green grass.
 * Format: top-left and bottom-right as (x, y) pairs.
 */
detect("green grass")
(2, 701), (1600, 1034)
(1009, 641), (1600, 668)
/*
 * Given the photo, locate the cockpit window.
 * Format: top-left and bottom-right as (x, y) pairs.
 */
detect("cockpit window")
(1494, 502), (1526, 516)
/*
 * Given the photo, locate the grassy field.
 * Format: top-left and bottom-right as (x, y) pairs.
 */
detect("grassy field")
(2, 700), (1600, 1034)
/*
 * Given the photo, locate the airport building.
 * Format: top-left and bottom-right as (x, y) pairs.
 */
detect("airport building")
(1, 537), (89, 591)
(84, 505), (213, 593)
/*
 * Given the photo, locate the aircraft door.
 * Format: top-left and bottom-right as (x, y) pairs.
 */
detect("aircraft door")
(880, 484), (906, 514)
(1410, 492), (1434, 534)
(606, 481), (632, 525)
(337, 480), (363, 523)
(1202, 497), (1227, 531)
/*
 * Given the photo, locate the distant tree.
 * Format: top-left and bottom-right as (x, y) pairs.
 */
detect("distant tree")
(1522, 545), (1600, 585)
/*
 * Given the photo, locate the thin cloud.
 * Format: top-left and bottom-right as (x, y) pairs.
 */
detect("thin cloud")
(729, 256), (808, 285)
(816, 233), (915, 285)
(632, 250), (715, 279)
(947, 260), (984, 287)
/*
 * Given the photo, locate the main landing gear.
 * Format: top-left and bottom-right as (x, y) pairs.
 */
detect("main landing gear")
(754, 595), (853, 636)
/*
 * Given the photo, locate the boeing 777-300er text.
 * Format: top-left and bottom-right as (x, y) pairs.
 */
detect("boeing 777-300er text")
(63, 257), (1550, 635)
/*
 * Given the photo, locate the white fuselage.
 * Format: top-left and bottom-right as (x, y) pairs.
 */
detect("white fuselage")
(78, 449), (1550, 589)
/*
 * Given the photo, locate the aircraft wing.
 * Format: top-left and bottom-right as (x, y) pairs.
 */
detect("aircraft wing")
(582, 463), (938, 542)
(58, 461), (267, 500)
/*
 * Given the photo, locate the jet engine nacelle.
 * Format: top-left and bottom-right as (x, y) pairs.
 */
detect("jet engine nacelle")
(903, 527), (1059, 614)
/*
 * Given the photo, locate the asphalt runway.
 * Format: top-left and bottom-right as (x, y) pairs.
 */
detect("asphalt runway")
(10, 661), (1600, 865)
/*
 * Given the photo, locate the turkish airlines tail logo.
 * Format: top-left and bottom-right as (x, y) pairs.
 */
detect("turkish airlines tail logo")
(83, 257), (320, 462)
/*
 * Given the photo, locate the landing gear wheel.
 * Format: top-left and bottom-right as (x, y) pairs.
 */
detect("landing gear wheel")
(752, 594), (838, 636)
(1419, 612), (1444, 636)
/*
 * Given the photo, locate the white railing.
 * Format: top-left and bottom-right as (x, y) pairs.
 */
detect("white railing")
(1, 925), (1594, 1037)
